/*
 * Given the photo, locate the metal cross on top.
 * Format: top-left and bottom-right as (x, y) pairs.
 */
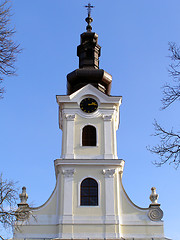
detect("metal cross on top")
(84, 3), (95, 31)
(85, 3), (95, 17)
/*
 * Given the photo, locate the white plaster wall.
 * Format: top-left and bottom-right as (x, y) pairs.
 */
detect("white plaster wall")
(58, 85), (121, 160)
(14, 85), (164, 239)
(14, 162), (164, 240)
(73, 165), (105, 216)
(61, 109), (118, 159)
(74, 115), (103, 157)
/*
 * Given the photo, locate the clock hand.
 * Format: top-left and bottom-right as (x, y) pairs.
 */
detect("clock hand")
(88, 103), (97, 106)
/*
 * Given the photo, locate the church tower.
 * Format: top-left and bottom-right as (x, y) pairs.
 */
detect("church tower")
(14, 5), (165, 240)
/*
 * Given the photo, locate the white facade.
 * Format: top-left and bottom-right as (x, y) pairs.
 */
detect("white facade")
(14, 84), (165, 240)
(57, 84), (121, 160)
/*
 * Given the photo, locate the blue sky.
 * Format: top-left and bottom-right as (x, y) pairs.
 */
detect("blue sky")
(0, 0), (180, 239)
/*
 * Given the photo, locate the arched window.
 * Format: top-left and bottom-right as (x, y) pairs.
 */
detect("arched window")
(82, 125), (96, 146)
(80, 178), (98, 206)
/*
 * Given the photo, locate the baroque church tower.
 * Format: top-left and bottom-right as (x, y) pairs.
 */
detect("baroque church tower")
(14, 5), (166, 240)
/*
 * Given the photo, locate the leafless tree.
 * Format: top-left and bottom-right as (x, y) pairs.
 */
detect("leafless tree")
(148, 42), (180, 168)
(149, 120), (180, 167)
(0, 0), (21, 99)
(0, 174), (30, 240)
(161, 42), (180, 110)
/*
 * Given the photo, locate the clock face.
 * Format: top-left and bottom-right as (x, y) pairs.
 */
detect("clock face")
(80, 98), (98, 113)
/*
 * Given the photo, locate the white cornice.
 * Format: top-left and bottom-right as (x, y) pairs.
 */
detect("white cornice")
(54, 159), (124, 178)
(16, 214), (163, 226)
(54, 158), (124, 166)
(56, 84), (122, 105)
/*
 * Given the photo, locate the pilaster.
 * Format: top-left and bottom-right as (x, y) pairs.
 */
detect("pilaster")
(64, 114), (75, 159)
(61, 168), (75, 223)
(103, 115), (113, 159)
(102, 169), (116, 220)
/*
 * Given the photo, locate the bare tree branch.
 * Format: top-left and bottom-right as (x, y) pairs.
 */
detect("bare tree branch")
(161, 84), (180, 110)
(0, 0), (21, 99)
(161, 42), (180, 110)
(148, 120), (180, 168)
(0, 173), (18, 239)
(0, 174), (32, 239)
(148, 43), (180, 167)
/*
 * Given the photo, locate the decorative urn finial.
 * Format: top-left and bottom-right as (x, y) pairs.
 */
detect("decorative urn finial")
(148, 187), (163, 221)
(149, 187), (159, 204)
(16, 186), (30, 220)
(18, 186), (29, 207)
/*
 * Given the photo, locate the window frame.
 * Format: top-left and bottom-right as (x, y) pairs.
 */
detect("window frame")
(80, 124), (98, 147)
(78, 176), (100, 208)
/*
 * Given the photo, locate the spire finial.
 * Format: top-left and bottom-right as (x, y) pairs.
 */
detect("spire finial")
(85, 3), (95, 32)
(85, 3), (94, 16)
